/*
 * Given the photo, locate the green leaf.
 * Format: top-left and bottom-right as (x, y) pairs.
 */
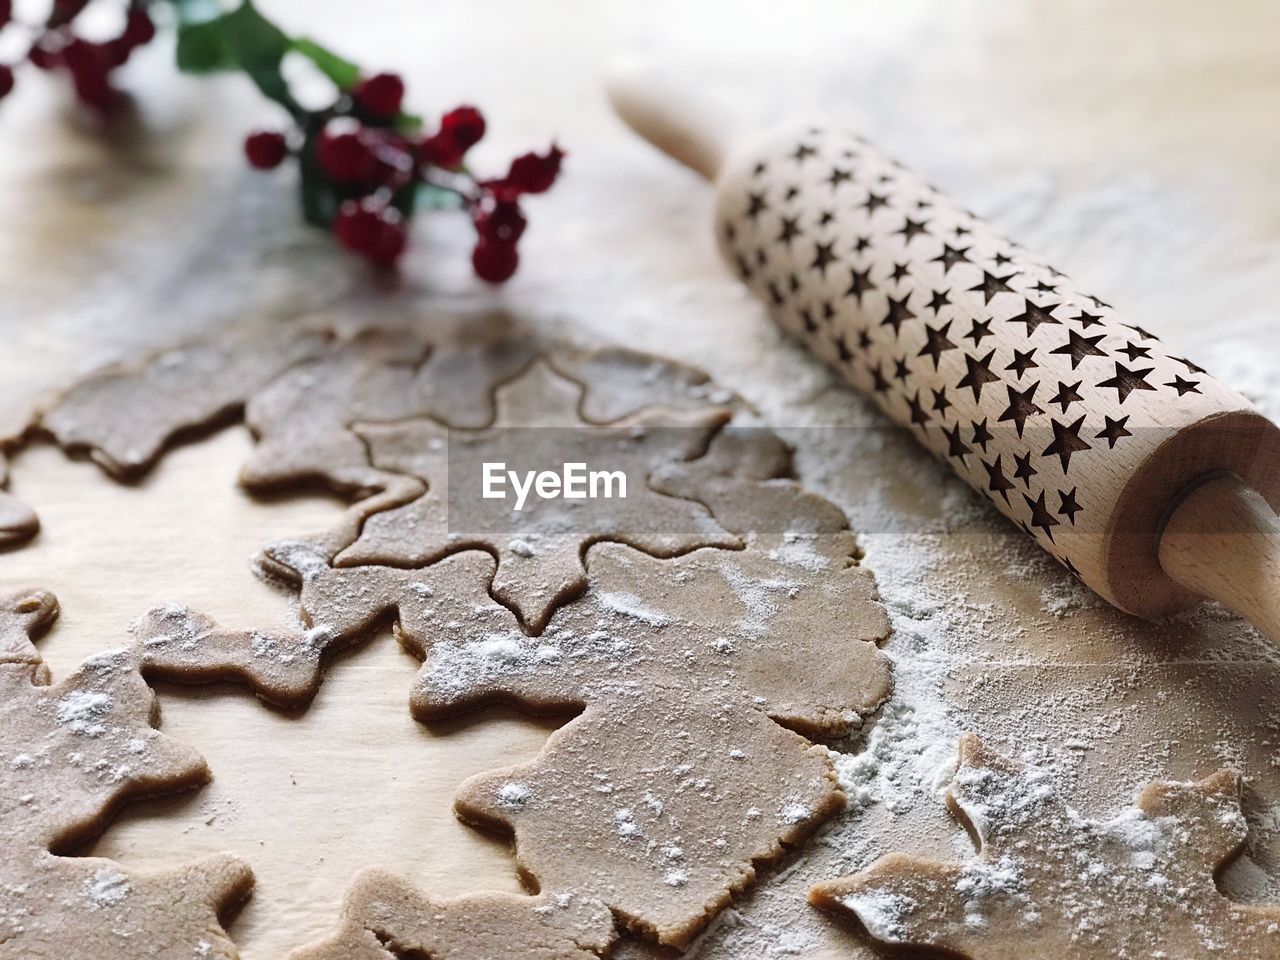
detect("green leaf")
(175, 18), (235, 72)
(221, 1), (289, 76)
(394, 111), (425, 135)
(291, 37), (360, 91)
(172, 1), (300, 114)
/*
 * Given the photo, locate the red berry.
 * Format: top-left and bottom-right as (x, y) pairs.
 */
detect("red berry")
(245, 130), (288, 170)
(0, 65), (13, 101)
(353, 72), (404, 121)
(334, 197), (407, 266)
(474, 199), (526, 245)
(62, 39), (114, 110)
(505, 144), (564, 194)
(420, 131), (464, 169)
(28, 38), (63, 71)
(121, 9), (156, 49)
(440, 105), (485, 151)
(472, 239), (519, 283)
(316, 119), (379, 184)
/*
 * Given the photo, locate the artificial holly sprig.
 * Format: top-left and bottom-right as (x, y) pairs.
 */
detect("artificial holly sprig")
(0, 0), (563, 281)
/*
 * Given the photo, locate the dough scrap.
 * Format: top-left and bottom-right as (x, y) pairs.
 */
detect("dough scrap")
(0, 453), (38, 548)
(0, 589), (257, 958)
(1, 852), (254, 960)
(287, 869), (616, 960)
(456, 689), (846, 948)
(809, 734), (1280, 959)
(40, 324), (332, 479)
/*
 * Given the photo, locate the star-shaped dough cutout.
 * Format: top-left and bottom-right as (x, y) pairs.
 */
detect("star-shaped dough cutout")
(323, 360), (739, 632)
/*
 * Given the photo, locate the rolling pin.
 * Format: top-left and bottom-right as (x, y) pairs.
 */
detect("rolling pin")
(609, 69), (1280, 643)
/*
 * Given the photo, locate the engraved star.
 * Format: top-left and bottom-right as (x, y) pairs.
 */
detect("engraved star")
(1013, 451), (1038, 486)
(858, 329), (872, 350)
(1123, 323), (1158, 341)
(862, 192), (890, 214)
(1089, 294), (1112, 309)
(868, 362), (891, 394)
(1172, 356), (1207, 374)
(1073, 310), (1104, 329)
(896, 217), (930, 244)
(1042, 415), (1092, 472)
(853, 235), (871, 253)
(893, 356), (911, 383)
(768, 281), (784, 305)
(1116, 341), (1152, 362)
(931, 244), (972, 273)
(752, 162), (767, 177)
(746, 192), (768, 221)
(792, 143), (818, 164)
(810, 241), (837, 275)
(1032, 280), (1058, 294)
(1048, 380), (1084, 412)
(927, 289), (952, 313)
(1097, 361), (1156, 403)
(734, 254), (752, 280)
(818, 210), (835, 226)
(969, 271), (1017, 304)
(1050, 329), (1107, 369)
(800, 307), (817, 333)
(917, 320), (959, 369)
(1166, 375), (1202, 396)
(834, 334), (853, 363)
(845, 266), (875, 303)
(784, 185), (800, 202)
(971, 418), (994, 451)
(957, 349), (1001, 401)
(1007, 298), (1062, 336)
(1095, 415), (1132, 448)
(1024, 490), (1061, 541)
(890, 262), (911, 283)
(944, 423), (972, 461)
(826, 167), (853, 189)
(1058, 487), (1082, 524)
(992, 251), (1014, 268)
(983, 455), (1016, 503)
(881, 294), (916, 335)
(1006, 348), (1039, 379)
(965, 318), (994, 345)
(777, 216), (802, 246)
(905, 391), (930, 427)
(998, 381), (1044, 438)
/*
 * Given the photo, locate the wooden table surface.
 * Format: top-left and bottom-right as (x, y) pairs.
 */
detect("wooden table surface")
(2, 2), (1279, 957)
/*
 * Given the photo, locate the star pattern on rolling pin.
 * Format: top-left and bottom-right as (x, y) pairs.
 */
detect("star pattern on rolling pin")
(722, 128), (1235, 577)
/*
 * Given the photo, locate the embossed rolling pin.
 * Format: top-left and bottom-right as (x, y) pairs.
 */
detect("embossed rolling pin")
(609, 69), (1280, 642)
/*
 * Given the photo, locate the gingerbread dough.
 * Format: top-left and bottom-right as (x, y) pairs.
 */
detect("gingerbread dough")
(0, 452), (38, 548)
(810, 734), (1280, 958)
(263, 423), (891, 947)
(41, 325), (332, 480)
(0, 589), (257, 958)
(288, 870), (615, 960)
(0, 583), (370, 957)
(336, 360), (737, 631)
(17, 327), (897, 953)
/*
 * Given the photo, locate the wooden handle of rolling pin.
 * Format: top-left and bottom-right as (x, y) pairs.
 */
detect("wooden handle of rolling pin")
(609, 66), (1280, 643)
